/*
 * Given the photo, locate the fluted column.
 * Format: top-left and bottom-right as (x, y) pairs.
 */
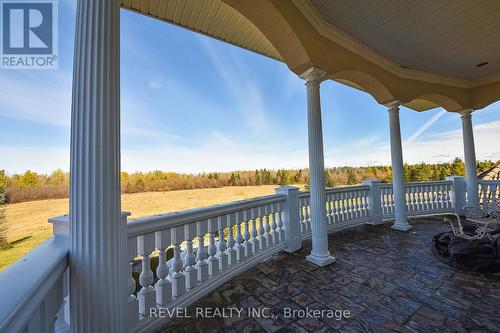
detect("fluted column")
(461, 110), (479, 207)
(69, 1), (125, 332)
(299, 67), (335, 267)
(387, 102), (411, 231)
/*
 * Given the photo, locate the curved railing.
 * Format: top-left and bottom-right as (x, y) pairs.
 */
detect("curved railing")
(0, 237), (69, 333)
(298, 185), (371, 238)
(381, 180), (454, 218)
(4, 178), (498, 332)
(127, 193), (288, 332)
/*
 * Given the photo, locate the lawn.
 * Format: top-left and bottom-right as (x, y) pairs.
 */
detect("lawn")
(1, 185), (281, 270)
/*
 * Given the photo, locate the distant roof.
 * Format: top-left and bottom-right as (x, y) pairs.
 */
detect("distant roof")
(478, 163), (500, 180)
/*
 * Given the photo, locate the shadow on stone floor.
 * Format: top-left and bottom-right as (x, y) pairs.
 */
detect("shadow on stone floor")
(159, 217), (500, 333)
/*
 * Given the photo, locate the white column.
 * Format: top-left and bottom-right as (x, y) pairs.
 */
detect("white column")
(69, 1), (125, 332)
(299, 67), (335, 267)
(460, 110), (479, 207)
(386, 102), (411, 231)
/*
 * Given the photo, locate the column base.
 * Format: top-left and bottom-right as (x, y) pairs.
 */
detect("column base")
(306, 253), (336, 267)
(391, 223), (412, 231)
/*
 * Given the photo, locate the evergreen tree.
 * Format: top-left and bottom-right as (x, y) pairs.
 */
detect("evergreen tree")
(254, 170), (261, 185)
(346, 168), (357, 185)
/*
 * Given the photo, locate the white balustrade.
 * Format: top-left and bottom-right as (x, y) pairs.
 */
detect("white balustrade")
(404, 181), (453, 215)
(4, 180), (477, 333)
(478, 180), (500, 210)
(124, 194), (287, 331)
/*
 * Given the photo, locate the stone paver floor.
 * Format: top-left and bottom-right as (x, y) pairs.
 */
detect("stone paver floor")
(161, 217), (500, 332)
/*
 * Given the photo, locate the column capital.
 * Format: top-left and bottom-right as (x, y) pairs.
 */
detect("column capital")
(459, 109), (474, 119)
(385, 100), (400, 112)
(299, 67), (326, 83)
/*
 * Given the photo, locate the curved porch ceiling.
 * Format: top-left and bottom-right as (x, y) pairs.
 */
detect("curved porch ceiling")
(120, 0), (282, 62)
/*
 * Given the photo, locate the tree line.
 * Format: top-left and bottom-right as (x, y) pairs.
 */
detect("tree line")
(0, 158), (498, 204)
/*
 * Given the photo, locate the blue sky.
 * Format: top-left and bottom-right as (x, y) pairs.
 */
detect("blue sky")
(1, 1), (499, 174)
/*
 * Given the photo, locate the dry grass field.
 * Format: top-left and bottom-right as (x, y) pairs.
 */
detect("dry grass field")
(1, 185), (282, 270)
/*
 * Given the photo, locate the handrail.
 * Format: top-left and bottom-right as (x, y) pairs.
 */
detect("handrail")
(127, 193), (285, 238)
(404, 180), (452, 185)
(326, 185), (370, 193)
(0, 237), (68, 332)
(478, 180), (500, 184)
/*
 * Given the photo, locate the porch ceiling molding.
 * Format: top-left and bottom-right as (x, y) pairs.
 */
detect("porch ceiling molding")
(292, 0), (500, 90)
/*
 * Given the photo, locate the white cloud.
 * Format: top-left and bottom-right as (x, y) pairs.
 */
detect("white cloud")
(198, 37), (270, 132)
(0, 72), (72, 128)
(326, 120), (500, 166)
(405, 109), (447, 143)
(2, 119), (499, 174)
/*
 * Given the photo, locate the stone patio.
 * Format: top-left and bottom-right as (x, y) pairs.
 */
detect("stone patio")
(160, 217), (500, 332)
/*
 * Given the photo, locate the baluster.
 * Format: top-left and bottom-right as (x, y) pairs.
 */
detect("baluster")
(226, 213), (237, 266)
(242, 210), (252, 258)
(347, 192), (353, 219)
(433, 186), (439, 210)
(277, 202), (285, 242)
(436, 185), (442, 209)
(480, 183), (484, 206)
(359, 191), (365, 218)
(326, 194), (333, 224)
(423, 186), (429, 210)
(127, 238), (139, 326)
(207, 218), (219, 277)
(234, 211), (244, 261)
(336, 193), (342, 221)
(216, 215), (229, 271)
(409, 187), (414, 212)
(137, 233), (156, 317)
(425, 185), (432, 210)
(195, 220), (209, 282)
(446, 186), (452, 209)
(270, 204), (278, 245)
(256, 207), (265, 250)
(183, 223), (197, 290)
(425, 186), (430, 210)
(442, 185), (449, 209)
(384, 190), (389, 214)
(154, 230), (172, 306)
(481, 183), (488, 207)
(299, 198), (305, 233)
(354, 192), (360, 219)
(263, 206), (271, 248)
(341, 192), (347, 221)
(346, 192), (352, 220)
(171, 226), (186, 298)
(423, 186), (428, 210)
(444, 184), (450, 209)
(363, 190), (369, 217)
(250, 208), (258, 254)
(493, 184), (498, 207)
(304, 198), (311, 231)
(331, 193), (338, 223)
(414, 186), (420, 211)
